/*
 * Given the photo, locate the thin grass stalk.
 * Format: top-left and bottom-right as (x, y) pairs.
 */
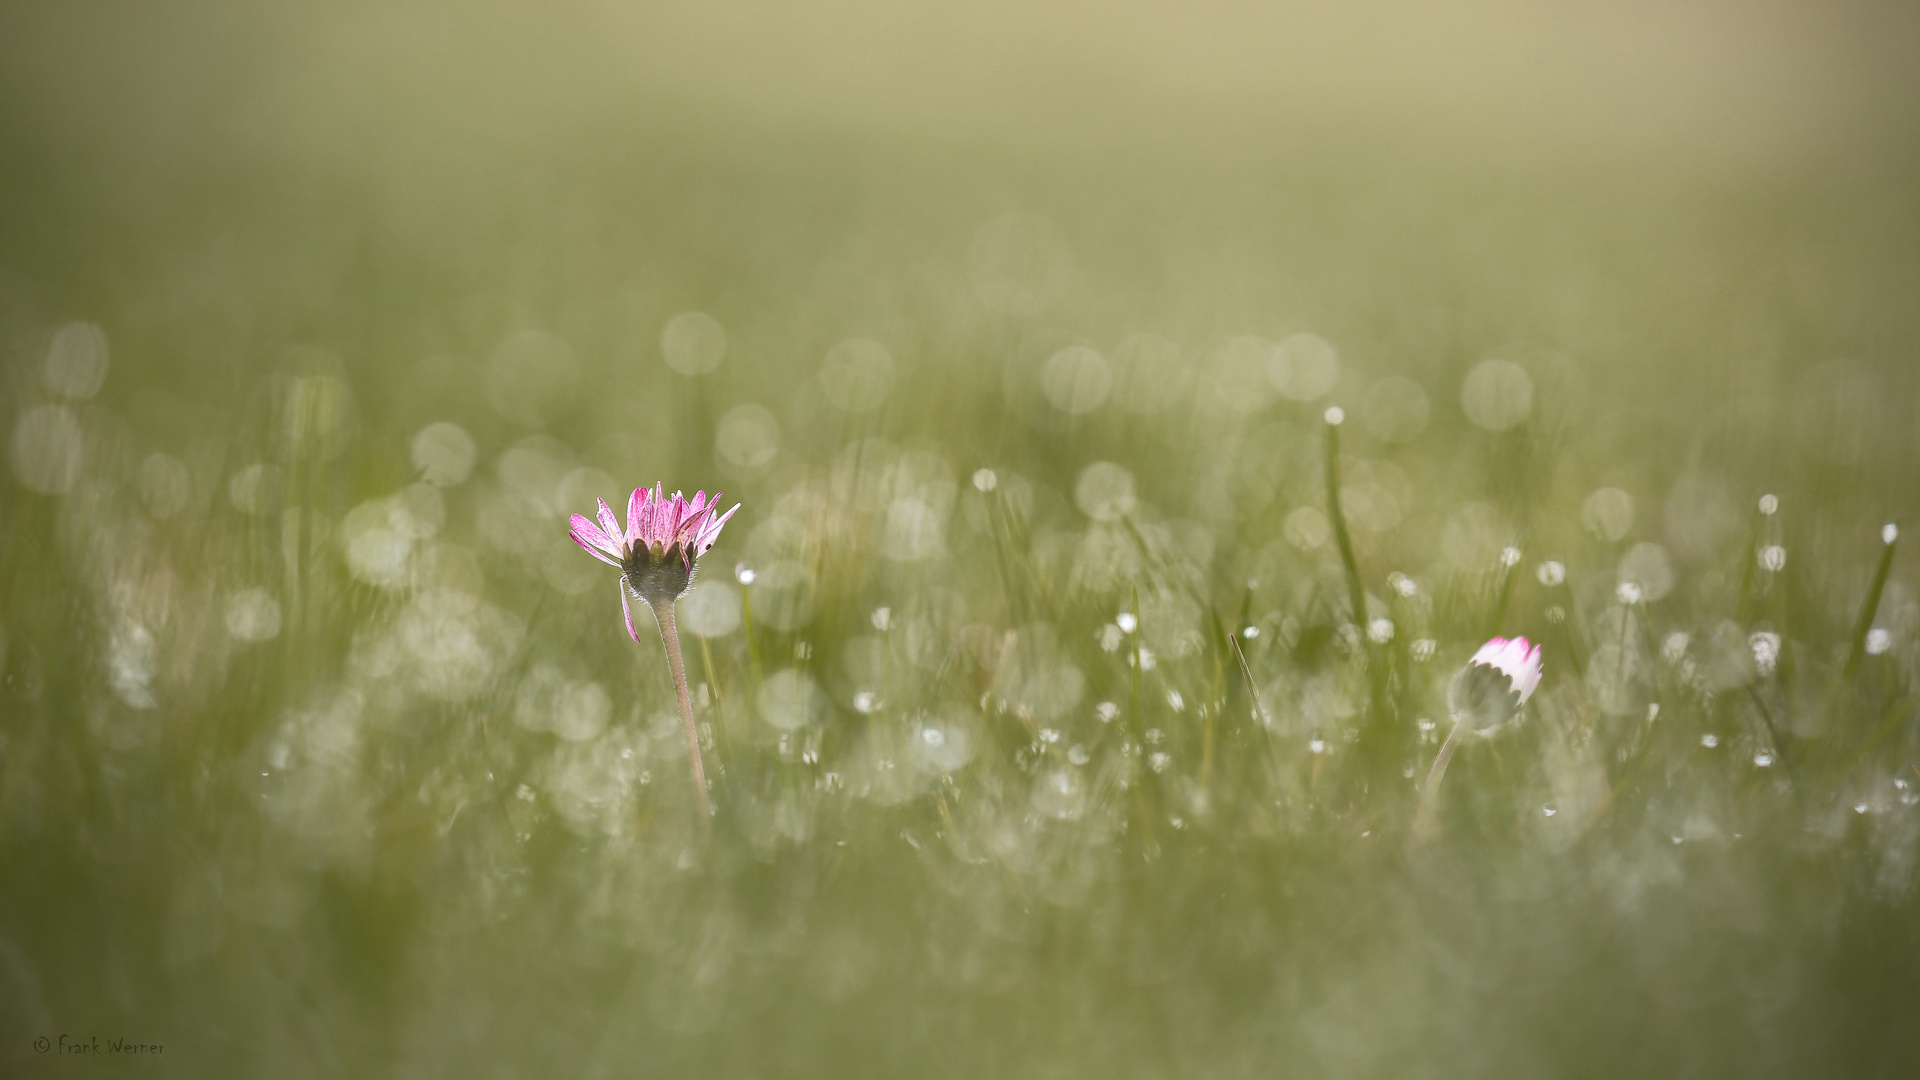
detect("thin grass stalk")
(1322, 412), (1369, 640)
(1487, 548), (1520, 640)
(1843, 523), (1899, 679)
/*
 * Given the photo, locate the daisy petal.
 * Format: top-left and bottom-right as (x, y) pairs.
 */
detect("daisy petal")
(663, 492), (688, 540)
(569, 514), (622, 562)
(696, 502), (740, 553)
(619, 579), (644, 643)
(571, 535), (622, 567)
(638, 482), (662, 544)
(595, 499), (622, 544)
(626, 487), (645, 543)
(691, 490), (721, 534)
(570, 534), (622, 568)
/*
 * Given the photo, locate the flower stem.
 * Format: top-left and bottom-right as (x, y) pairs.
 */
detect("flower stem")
(651, 599), (712, 825)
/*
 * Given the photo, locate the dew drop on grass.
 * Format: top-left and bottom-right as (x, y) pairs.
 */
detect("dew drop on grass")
(1753, 752), (1774, 768)
(1701, 734), (1719, 748)
(1116, 612), (1138, 633)
(1543, 804), (1557, 817)
(1308, 738), (1327, 755)
(1758, 545), (1786, 572)
(1854, 802), (1870, 815)
(1536, 560), (1565, 587)
(1865, 629), (1891, 655)
(1758, 493), (1778, 516)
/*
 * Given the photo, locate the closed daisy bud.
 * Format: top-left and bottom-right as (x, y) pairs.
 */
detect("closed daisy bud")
(1448, 636), (1544, 731)
(1420, 637), (1545, 835)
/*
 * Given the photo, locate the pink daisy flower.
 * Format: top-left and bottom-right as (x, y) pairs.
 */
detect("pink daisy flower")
(568, 483), (740, 642)
(568, 483), (740, 825)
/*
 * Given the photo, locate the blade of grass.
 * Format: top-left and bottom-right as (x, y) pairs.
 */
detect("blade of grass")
(1843, 523), (1899, 679)
(1322, 408), (1369, 638)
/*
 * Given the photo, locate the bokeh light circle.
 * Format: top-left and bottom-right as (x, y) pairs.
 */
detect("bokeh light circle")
(1270, 333), (1340, 401)
(1360, 377), (1430, 442)
(1074, 462), (1137, 521)
(412, 422), (477, 486)
(44, 322), (109, 399)
(10, 405), (85, 494)
(1040, 346), (1112, 415)
(1461, 359), (1533, 431)
(820, 338), (894, 412)
(662, 311), (728, 376)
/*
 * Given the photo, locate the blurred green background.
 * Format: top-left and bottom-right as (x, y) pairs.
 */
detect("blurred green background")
(4, 1), (1920, 1076)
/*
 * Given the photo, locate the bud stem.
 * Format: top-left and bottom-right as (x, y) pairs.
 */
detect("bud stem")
(1415, 714), (1469, 838)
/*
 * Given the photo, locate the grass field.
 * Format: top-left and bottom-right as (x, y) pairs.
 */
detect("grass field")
(4, 3), (1920, 1077)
